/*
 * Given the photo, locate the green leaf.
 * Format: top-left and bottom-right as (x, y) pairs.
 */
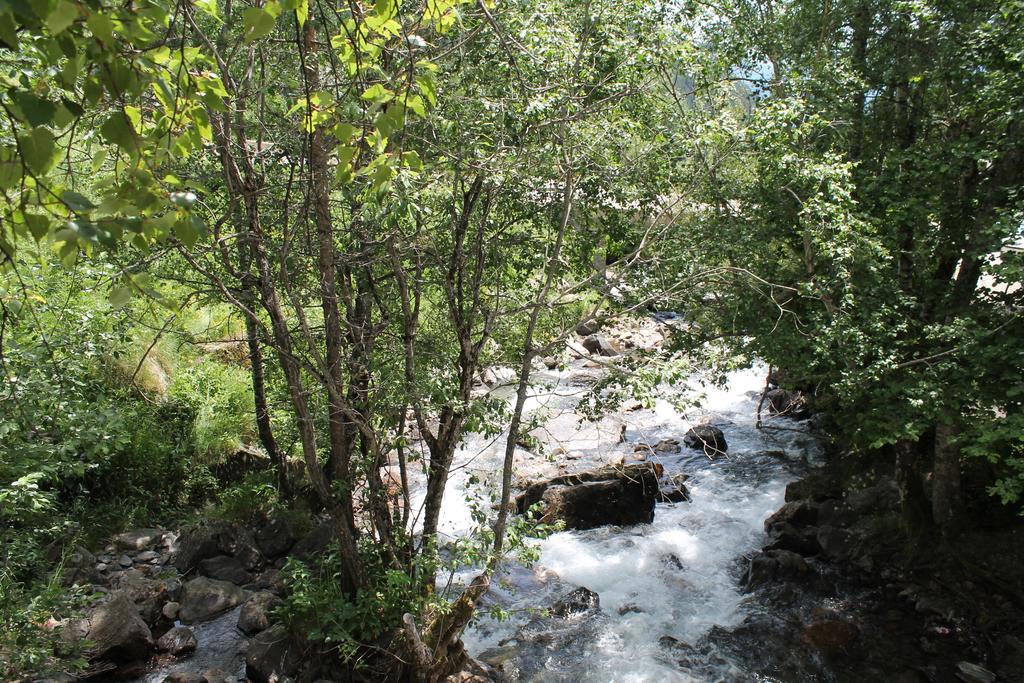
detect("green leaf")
(46, 0), (79, 34)
(24, 213), (50, 241)
(0, 146), (21, 189)
(18, 127), (58, 176)
(62, 190), (95, 212)
(100, 111), (136, 151)
(0, 11), (19, 49)
(109, 285), (132, 309)
(361, 83), (395, 103)
(11, 92), (57, 127)
(242, 7), (276, 42)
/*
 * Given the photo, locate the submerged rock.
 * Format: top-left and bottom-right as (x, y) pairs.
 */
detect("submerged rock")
(550, 587), (600, 618)
(515, 463), (660, 530)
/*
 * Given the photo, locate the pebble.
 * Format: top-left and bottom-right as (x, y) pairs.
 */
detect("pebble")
(162, 601), (180, 620)
(118, 555), (133, 568)
(95, 563), (108, 572)
(135, 550), (159, 563)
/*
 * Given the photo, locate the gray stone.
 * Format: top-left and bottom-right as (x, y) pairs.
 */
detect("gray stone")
(136, 550), (160, 563)
(156, 626), (198, 656)
(84, 592), (153, 663)
(198, 555), (253, 585)
(581, 333), (619, 357)
(162, 601), (180, 620)
(113, 528), (165, 551)
(178, 577), (249, 624)
(255, 513), (299, 559)
(118, 555), (134, 568)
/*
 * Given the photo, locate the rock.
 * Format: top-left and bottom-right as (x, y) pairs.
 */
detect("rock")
(581, 334), (619, 357)
(162, 601), (180, 620)
(683, 426), (727, 455)
(802, 619), (858, 655)
(816, 526), (854, 561)
(84, 592), (153, 664)
(156, 626), (198, 656)
(290, 521), (334, 562)
(765, 524), (821, 556)
(252, 568), (285, 595)
(653, 438), (681, 453)
(575, 318), (600, 336)
(178, 577), (249, 624)
(201, 669), (229, 683)
(238, 591), (280, 636)
(543, 357), (559, 370)
(61, 546), (100, 586)
(956, 662), (996, 683)
(163, 672), (205, 683)
(113, 528), (165, 551)
(764, 500), (818, 533)
(246, 624), (301, 683)
(550, 587), (600, 618)
(119, 554), (134, 568)
(198, 555), (253, 585)
(785, 471), (842, 503)
(745, 550), (811, 589)
(765, 388), (811, 420)
(845, 478), (900, 514)
(658, 473), (690, 503)
(514, 463), (660, 530)
(108, 569), (174, 626)
(135, 550), (161, 563)
(172, 519), (236, 573)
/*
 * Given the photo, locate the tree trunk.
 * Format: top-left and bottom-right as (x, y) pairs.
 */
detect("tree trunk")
(931, 415), (962, 532)
(243, 306), (290, 497)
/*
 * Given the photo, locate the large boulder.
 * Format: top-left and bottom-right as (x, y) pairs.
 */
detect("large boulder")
(515, 463), (660, 530)
(173, 519), (263, 574)
(178, 577), (249, 624)
(255, 513), (299, 559)
(198, 555), (253, 586)
(246, 624), (302, 683)
(683, 426), (727, 455)
(581, 334), (619, 357)
(108, 569), (175, 626)
(290, 520), (334, 561)
(84, 592), (153, 665)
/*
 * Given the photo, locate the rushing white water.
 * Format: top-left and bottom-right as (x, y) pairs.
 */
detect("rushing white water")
(439, 362), (824, 682)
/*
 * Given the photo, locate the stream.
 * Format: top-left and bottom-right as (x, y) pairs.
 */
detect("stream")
(436, 359), (825, 682)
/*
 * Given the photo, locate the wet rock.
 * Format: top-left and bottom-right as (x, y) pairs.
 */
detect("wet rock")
(785, 471), (842, 503)
(550, 587), (600, 618)
(765, 524), (821, 556)
(238, 591), (280, 636)
(764, 500), (818, 533)
(816, 526), (854, 562)
(163, 672), (205, 683)
(84, 592), (153, 665)
(802, 619), (858, 655)
(113, 528), (165, 551)
(955, 662), (996, 683)
(581, 333), (619, 357)
(246, 624), (302, 683)
(515, 463), (660, 530)
(178, 577), (249, 624)
(683, 426), (727, 455)
(658, 473), (690, 503)
(765, 388), (811, 420)
(199, 555), (253, 585)
(653, 438), (681, 453)
(156, 626), (198, 656)
(745, 549), (811, 589)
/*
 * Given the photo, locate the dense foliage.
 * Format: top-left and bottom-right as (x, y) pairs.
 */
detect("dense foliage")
(1, 0), (1021, 679)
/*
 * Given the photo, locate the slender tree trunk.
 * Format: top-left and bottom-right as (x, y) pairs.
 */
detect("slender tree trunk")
(243, 304), (290, 497)
(931, 414), (962, 532)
